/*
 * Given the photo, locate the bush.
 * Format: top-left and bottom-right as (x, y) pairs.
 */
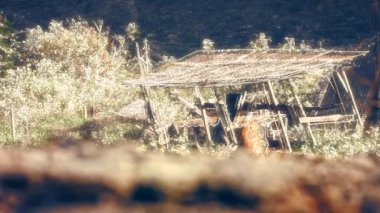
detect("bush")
(0, 13), (16, 76)
(0, 19), (136, 145)
(300, 127), (380, 159)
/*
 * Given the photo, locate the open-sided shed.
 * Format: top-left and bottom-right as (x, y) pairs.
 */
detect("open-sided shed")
(125, 47), (367, 152)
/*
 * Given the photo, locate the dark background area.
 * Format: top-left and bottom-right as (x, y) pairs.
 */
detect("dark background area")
(0, 0), (372, 56)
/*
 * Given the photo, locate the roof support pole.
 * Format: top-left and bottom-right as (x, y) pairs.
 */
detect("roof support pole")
(195, 87), (213, 145)
(137, 42), (168, 146)
(266, 81), (292, 152)
(140, 86), (168, 145)
(340, 70), (363, 126)
(331, 73), (348, 115)
(213, 87), (239, 145)
(261, 83), (284, 149)
(288, 80), (317, 146)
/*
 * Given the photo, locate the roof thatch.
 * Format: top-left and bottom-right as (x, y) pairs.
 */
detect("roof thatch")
(125, 49), (367, 88)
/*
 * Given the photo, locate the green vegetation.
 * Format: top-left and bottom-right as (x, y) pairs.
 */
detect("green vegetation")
(0, 19), (137, 146)
(0, 13), (15, 76)
(299, 127), (380, 159)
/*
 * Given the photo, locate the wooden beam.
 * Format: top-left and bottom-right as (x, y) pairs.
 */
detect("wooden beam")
(170, 91), (202, 116)
(341, 71), (363, 126)
(331, 73), (348, 115)
(137, 42), (168, 145)
(299, 114), (355, 124)
(233, 91), (247, 123)
(335, 71), (348, 93)
(261, 82), (284, 149)
(195, 87), (213, 144)
(266, 81), (292, 152)
(213, 87), (239, 145)
(139, 86), (153, 121)
(288, 80), (317, 146)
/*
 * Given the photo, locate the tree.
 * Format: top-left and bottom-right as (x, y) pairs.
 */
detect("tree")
(0, 12), (15, 76)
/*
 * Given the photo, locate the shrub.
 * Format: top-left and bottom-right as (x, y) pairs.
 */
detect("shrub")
(300, 127), (380, 159)
(0, 13), (16, 76)
(0, 19), (136, 145)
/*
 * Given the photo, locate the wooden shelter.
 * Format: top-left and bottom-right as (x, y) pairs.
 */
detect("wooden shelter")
(125, 47), (367, 152)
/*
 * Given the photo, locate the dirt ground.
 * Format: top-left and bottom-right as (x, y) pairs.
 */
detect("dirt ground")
(0, 142), (379, 213)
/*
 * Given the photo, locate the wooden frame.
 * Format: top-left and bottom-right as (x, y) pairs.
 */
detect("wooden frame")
(131, 41), (365, 152)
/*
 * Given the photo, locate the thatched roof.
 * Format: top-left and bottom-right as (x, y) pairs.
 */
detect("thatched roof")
(125, 49), (367, 88)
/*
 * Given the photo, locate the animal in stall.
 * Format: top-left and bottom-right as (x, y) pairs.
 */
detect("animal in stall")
(241, 114), (267, 154)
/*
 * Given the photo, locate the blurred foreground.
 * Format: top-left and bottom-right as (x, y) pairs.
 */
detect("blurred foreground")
(0, 143), (379, 213)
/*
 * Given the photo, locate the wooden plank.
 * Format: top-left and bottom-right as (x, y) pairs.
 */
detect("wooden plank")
(299, 114), (354, 124)
(266, 81), (292, 152)
(288, 80), (317, 146)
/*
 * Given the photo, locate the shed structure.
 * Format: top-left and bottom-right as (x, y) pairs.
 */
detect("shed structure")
(125, 48), (367, 152)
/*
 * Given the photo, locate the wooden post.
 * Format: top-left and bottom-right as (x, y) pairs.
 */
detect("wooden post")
(266, 81), (292, 152)
(233, 91), (247, 123)
(340, 71), (363, 126)
(83, 106), (88, 119)
(331, 73), (348, 115)
(195, 87), (213, 144)
(262, 82), (284, 149)
(10, 108), (16, 143)
(137, 41), (168, 145)
(140, 86), (168, 145)
(155, 105), (170, 148)
(213, 87), (239, 145)
(288, 80), (317, 146)
(144, 39), (152, 71)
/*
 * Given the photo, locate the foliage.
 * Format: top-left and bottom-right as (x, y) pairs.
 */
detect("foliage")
(280, 37), (297, 51)
(300, 127), (380, 159)
(274, 74), (327, 106)
(249, 33), (271, 50)
(0, 19), (136, 145)
(202, 39), (215, 50)
(249, 36), (325, 106)
(0, 13), (15, 76)
(125, 22), (141, 42)
(101, 120), (144, 145)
